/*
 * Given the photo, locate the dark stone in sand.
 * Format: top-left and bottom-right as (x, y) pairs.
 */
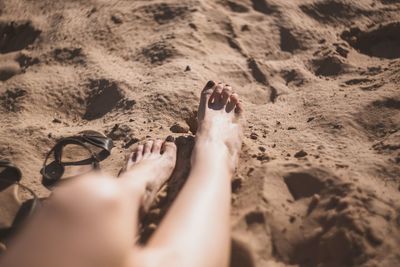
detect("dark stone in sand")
(124, 138), (140, 149)
(170, 123), (189, 133)
(294, 150), (308, 158)
(111, 14), (123, 24)
(250, 132), (258, 140)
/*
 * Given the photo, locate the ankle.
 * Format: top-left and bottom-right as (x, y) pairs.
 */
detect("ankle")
(191, 139), (235, 175)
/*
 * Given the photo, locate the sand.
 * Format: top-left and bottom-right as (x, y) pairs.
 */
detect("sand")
(0, 0), (400, 266)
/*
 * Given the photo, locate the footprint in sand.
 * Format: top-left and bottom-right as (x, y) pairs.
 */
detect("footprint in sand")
(0, 88), (27, 112)
(52, 47), (86, 65)
(83, 79), (135, 121)
(357, 96), (400, 138)
(300, 1), (369, 25)
(311, 55), (347, 77)
(140, 40), (176, 65)
(342, 22), (400, 59)
(0, 20), (40, 54)
(283, 170), (326, 200)
(142, 2), (190, 24)
(0, 20), (40, 81)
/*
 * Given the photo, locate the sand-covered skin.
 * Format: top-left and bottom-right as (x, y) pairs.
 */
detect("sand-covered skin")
(1, 0), (400, 266)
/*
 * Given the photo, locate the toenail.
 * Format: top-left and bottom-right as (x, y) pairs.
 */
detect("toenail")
(205, 80), (215, 89)
(166, 135), (175, 142)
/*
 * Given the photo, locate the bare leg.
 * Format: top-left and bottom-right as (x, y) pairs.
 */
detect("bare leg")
(140, 81), (243, 267)
(0, 140), (177, 267)
(0, 81), (243, 267)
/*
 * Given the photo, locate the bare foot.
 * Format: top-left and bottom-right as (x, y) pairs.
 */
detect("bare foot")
(194, 80), (244, 172)
(120, 139), (177, 211)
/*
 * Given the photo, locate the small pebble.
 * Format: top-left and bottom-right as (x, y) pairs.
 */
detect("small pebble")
(188, 22), (197, 30)
(111, 14), (123, 24)
(231, 176), (243, 193)
(294, 150), (308, 158)
(256, 153), (270, 161)
(170, 123), (189, 133)
(109, 124), (131, 140)
(241, 24), (250, 31)
(250, 132), (258, 140)
(123, 137), (139, 148)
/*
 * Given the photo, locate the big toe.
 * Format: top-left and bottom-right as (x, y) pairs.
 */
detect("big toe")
(221, 85), (233, 106)
(227, 93), (244, 118)
(201, 80), (215, 98)
(162, 140), (177, 161)
(210, 83), (224, 107)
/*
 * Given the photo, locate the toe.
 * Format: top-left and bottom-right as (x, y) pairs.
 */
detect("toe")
(199, 81), (216, 121)
(200, 80), (216, 104)
(210, 83), (224, 106)
(230, 92), (239, 105)
(130, 152), (137, 163)
(152, 139), (163, 153)
(135, 145), (144, 161)
(144, 140), (153, 156)
(235, 101), (244, 117)
(126, 152), (135, 169)
(221, 85), (233, 106)
(161, 140), (177, 158)
(226, 92), (239, 113)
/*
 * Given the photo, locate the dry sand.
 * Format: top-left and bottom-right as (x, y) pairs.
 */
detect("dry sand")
(1, 0), (400, 266)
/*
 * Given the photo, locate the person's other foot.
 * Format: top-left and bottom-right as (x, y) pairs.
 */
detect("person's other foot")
(120, 139), (177, 211)
(194, 81), (244, 172)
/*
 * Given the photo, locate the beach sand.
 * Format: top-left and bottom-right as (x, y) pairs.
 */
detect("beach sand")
(0, 0), (400, 266)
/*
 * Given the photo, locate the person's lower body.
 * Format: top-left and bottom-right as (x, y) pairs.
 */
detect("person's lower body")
(0, 81), (243, 267)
